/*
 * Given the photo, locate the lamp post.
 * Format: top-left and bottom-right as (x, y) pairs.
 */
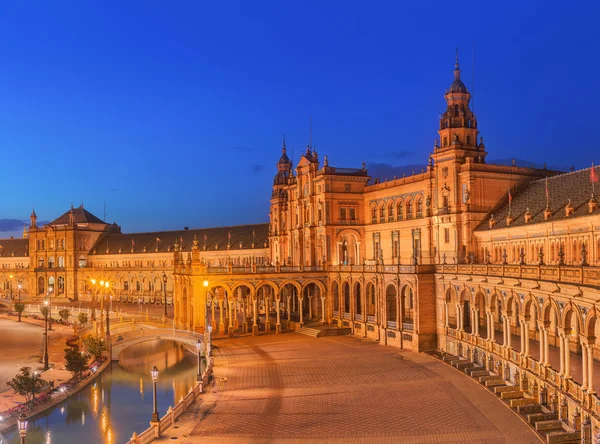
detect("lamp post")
(17, 412), (28, 444)
(99, 280), (105, 337)
(203, 280), (212, 356)
(9, 274), (13, 300)
(162, 272), (168, 316)
(47, 286), (54, 331)
(195, 339), (204, 381)
(151, 366), (159, 422)
(43, 300), (49, 370)
(32, 371), (38, 404)
(17, 280), (22, 322)
(103, 281), (110, 340)
(90, 279), (97, 322)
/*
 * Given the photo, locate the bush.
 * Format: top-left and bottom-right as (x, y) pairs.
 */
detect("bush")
(78, 312), (88, 326)
(59, 309), (70, 323)
(6, 367), (45, 403)
(64, 345), (88, 379)
(83, 336), (107, 361)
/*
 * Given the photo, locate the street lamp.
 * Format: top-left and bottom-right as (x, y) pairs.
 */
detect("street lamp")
(162, 272), (168, 316)
(43, 300), (49, 370)
(9, 274), (13, 300)
(104, 281), (110, 340)
(17, 279), (22, 322)
(195, 339), (204, 381)
(90, 279), (97, 321)
(17, 412), (28, 444)
(150, 366), (159, 422)
(47, 286), (54, 331)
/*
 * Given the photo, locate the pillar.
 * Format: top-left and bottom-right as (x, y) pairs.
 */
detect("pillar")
(275, 297), (281, 334)
(523, 319), (530, 356)
(581, 340), (588, 391)
(219, 296), (225, 334)
(558, 329), (565, 375)
(233, 295), (239, 331)
(474, 309), (479, 336)
(321, 296), (326, 325)
(543, 326), (550, 366)
(211, 295), (217, 332)
(457, 303), (463, 331)
(308, 295), (313, 321)
(286, 295), (291, 322)
(444, 303), (449, 328)
(242, 297), (248, 333)
(587, 341), (595, 393)
(564, 329), (572, 379)
(299, 296), (304, 327)
(252, 297), (258, 336)
(228, 296), (234, 337)
(265, 289), (271, 332)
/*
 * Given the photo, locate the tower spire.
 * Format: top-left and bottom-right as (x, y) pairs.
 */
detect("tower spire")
(454, 47), (461, 80)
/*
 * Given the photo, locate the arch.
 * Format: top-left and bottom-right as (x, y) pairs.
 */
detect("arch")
(58, 256), (65, 268)
(48, 256), (55, 269)
(405, 196), (413, 219)
(378, 201), (386, 223)
(561, 304), (583, 333)
(354, 281), (362, 315)
(331, 280), (340, 314)
(400, 284), (414, 327)
(585, 309), (598, 339)
(230, 281), (256, 296)
(57, 276), (65, 294)
(385, 284), (397, 326)
(387, 200), (394, 222)
(278, 279), (301, 294)
(396, 199), (404, 221)
(300, 279), (326, 296)
(38, 276), (45, 294)
(415, 195), (423, 218)
(366, 281), (376, 317)
(371, 204), (377, 222)
(342, 281), (350, 313)
(446, 286), (457, 329)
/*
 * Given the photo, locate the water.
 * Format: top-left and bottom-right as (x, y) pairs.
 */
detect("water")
(0, 340), (198, 444)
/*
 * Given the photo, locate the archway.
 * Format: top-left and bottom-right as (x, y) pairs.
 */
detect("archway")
(331, 281), (340, 316)
(354, 282), (362, 317)
(445, 288), (457, 329)
(401, 285), (414, 330)
(366, 282), (376, 321)
(385, 284), (397, 328)
(343, 282), (350, 315)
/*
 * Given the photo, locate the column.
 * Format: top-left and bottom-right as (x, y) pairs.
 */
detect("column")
(487, 311), (493, 341)
(558, 329), (565, 375)
(252, 297), (258, 335)
(523, 319), (530, 356)
(227, 296), (234, 336)
(219, 295), (225, 334)
(308, 296), (313, 321)
(299, 296), (304, 327)
(581, 340), (588, 391)
(321, 296), (326, 325)
(543, 326), (550, 366)
(264, 289), (271, 332)
(242, 296), (248, 333)
(444, 303), (449, 328)
(564, 329), (572, 379)
(519, 320), (525, 353)
(287, 295), (291, 322)
(474, 309), (479, 336)
(587, 341), (595, 393)
(275, 297), (281, 334)
(457, 303), (463, 331)
(211, 295), (216, 332)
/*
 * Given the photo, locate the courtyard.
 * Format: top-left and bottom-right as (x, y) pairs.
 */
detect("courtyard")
(156, 333), (541, 443)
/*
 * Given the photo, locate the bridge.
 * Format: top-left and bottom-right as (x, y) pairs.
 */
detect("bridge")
(109, 326), (204, 360)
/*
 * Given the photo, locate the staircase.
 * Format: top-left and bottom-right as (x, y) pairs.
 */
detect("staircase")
(297, 327), (321, 337)
(295, 323), (351, 338)
(429, 350), (582, 444)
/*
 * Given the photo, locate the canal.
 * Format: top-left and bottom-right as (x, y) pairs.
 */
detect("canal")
(0, 340), (197, 444)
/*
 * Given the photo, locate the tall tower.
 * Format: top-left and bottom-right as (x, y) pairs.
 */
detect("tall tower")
(30, 208), (37, 228)
(269, 137), (293, 264)
(435, 50), (486, 161)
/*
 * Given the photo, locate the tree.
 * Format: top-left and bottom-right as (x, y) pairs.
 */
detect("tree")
(78, 312), (88, 326)
(64, 345), (88, 379)
(83, 335), (107, 361)
(40, 306), (49, 317)
(13, 302), (25, 322)
(59, 309), (70, 323)
(6, 366), (45, 402)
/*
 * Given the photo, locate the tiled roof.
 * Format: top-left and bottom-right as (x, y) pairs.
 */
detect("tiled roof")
(476, 167), (599, 231)
(50, 206), (106, 225)
(90, 223), (269, 255)
(0, 238), (28, 257)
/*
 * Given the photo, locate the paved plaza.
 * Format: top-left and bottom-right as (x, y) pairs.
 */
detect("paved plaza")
(156, 333), (541, 444)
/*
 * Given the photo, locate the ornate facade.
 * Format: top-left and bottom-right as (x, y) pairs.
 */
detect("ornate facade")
(2, 52), (600, 438)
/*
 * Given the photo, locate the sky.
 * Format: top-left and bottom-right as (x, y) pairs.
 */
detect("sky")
(0, 1), (598, 237)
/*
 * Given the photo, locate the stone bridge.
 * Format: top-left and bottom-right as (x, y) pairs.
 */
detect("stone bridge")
(110, 327), (204, 360)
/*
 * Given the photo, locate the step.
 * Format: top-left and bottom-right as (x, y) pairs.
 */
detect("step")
(465, 366), (485, 376)
(455, 362), (474, 371)
(480, 375), (502, 383)
(485, 379), (506, 388)
(442, 355), (457, 363)
(501, 390), (524, 400)
(471, 370), (490, 378)
(545, 430), (580, 444)
(450, 359), (468, 367)
(535, 419), (563, 431)
(518, 404), (543, 415)
(494, 385), (520, 395)
(528, 412), (558, 424)
(510, 397), (539, 408)
(296, 328), (320, 337)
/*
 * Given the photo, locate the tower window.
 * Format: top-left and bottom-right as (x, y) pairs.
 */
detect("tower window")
(467, 135), (471, 145)
(444, 228), (450, 244)
(454, 105), (459, 117)
(443, 137), (448, 147)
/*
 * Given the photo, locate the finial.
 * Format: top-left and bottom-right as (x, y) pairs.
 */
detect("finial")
(455, 46), (459, 70)
(282, 134), (286, 149)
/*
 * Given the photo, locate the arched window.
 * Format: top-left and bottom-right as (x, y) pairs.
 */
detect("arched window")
(385, 285), (397, 327)
(57, 276), (65, 294)
(379, 204), (386, 222)
(454, 104), (459, 117)
(58, 256), (65, 268)
(38, 258), (44, 268)
(388, 202), (394, 222)
(366, 282), (376, 317)
(343, 282), (350, 313)
(401, 286), (414, 327)
(397, 200), (404, 220)
(332, 281), (340, 313)
(48, 276), (55, 293)
(78, 256), (87, 268)
(371, 205), (377, 222)
(354, 283), (362, 315)
(38, 276), (45, 295)
(416, 197), (423, 218)
(406, 198), (413, 219)
(48, 257), (55, 269)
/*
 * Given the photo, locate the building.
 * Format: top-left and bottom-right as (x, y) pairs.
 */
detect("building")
(2, 52), (600, 436)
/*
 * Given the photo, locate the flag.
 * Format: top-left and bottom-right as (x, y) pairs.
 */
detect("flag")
(591, 162), (598, 183)
(180, 236), (183, 244)
(131, 238), (135, 247)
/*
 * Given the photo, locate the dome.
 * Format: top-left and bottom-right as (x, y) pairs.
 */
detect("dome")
(448, 78), (468, 94)
(278, 148), (291, 165)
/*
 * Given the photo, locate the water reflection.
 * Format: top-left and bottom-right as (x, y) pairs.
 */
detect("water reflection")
(0, 340), (197, 444)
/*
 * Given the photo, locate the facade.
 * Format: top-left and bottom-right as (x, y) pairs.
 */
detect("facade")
(2, 53), (600, 435)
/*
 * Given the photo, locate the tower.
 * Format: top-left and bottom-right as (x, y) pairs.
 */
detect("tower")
(435, 49), (486, 161)
(30, 208), (37, 228)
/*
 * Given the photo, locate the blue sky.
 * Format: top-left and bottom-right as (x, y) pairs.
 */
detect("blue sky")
(0, 1), (598, 237)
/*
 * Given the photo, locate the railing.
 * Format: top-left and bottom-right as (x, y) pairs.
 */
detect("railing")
(126, 356), (215, 444)
(354, 314), (363, 321)
(436, 263), (600, 287)
(402, 322), (414, 331)
(367, 315), (376, 323)
(343, 312), (351, 320)
(332, 310), (339, 317)
(387, 321), (397, 329)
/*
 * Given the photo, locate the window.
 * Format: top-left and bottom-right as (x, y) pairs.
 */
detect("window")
(38, 258), (44, 268)
(78, 256), (87, 268)
(340, 208), (347, 221)
(345, 184), (351, 192)
(443, 137), (448, 146)
(124, 281), (129, 291)
(371, 206), (377, 222)
(58, 256), (64, 268)
(416, 198), (423, 218)
(443, 195), (449, 211)
(444, 228), (450, 244)
(136, 281), (141, 292)
(379, 205), (386, 222)
(454, 104), (459, 117)
(349, 208), (356, 221)
(397, 201), (404, 220)
(406, 199), (413, 219)
(466, 135), (471, 145)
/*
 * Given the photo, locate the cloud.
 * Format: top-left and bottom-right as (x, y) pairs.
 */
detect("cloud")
(251, 165), (265, 173)
(0, 219), (26, 232)
(366, 162), (427, 181)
